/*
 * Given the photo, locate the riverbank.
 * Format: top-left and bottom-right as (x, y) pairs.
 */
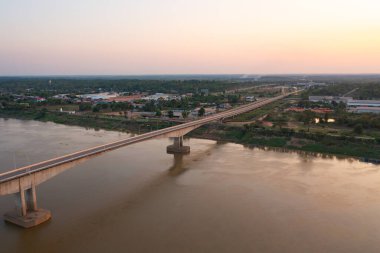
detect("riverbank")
(190, 124), (380, 161)
(0, 109), (176, 134)
(1, 109), (380, 161)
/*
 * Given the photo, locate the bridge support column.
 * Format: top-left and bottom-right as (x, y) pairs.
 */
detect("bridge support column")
(26, 185), (38, 212)
(167, 136), (190, 154)
(4, 179), (51, 228)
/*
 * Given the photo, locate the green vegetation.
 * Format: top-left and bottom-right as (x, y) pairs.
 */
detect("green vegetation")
(229, 100), (288, 122)
(191, 124), (380, 159)
(306, 82), (380, 99)
(0, 109), (176, 134)
(198, 107), (205, 117)
(0, 77), (260, 96)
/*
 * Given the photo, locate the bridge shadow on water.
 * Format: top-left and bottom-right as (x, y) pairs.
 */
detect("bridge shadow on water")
(168, 154), (186, 176)
(168, 140), (219, 176)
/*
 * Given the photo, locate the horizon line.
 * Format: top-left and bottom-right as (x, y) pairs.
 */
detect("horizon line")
(2, 73), (380, 78)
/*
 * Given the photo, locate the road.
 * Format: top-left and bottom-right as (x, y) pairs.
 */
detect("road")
(342, 88), (359, 97)
(0, 91), (299, 184)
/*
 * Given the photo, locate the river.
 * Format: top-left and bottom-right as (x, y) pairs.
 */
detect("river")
(1, 118), (380, 253)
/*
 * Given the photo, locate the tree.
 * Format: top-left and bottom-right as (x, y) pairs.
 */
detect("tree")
(34, 108), (48, 119)
(300, 110), (316, 132)
(92, 106), (100, 113)
(143, 100), (156, 112)
(168, 110), (174, 118)
(227, 95), (239, 103)
(353, 124), (363, 135)
(276, 116), (287, 129)
(79, 103), (92, 111)
(198, 107), (205, 117)
(156, 109), (162, 117)
(182, 110), (190, 119)
(324, 113), (329, 123)
(335, 101), (346, 114)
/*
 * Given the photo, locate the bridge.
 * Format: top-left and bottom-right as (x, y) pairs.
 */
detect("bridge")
(0, 91), (299, 228)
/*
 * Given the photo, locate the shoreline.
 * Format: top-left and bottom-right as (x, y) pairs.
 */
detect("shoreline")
(1, 109), (380, 163)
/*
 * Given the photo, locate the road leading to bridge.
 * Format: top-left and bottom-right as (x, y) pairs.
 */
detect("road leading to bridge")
(0, 91), (299, 184)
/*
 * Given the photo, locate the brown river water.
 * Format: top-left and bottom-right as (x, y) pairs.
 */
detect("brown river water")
(1, 118), (380, 253)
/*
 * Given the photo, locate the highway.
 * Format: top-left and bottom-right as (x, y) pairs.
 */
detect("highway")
(0, 91), (299, 184)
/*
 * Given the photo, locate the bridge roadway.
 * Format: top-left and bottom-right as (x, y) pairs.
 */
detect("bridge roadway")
(0, 92), (297, 184)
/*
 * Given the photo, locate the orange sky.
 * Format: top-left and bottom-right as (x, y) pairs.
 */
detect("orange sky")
(1, 0), (380, 75)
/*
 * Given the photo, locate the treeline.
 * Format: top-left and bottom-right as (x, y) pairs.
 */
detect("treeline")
(82, 102), (134, 113)
(352, 84), (380, 99)
(335, 113), (380, 129)
(0, 78), (258, 96)
(239, 125), (380, 143)
(306, 83), (380, 99)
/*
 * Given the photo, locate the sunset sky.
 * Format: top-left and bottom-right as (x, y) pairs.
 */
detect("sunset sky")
(1, 0), (380, 75)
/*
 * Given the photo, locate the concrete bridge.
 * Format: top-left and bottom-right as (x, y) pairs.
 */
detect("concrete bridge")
(0, 91), (299, 228)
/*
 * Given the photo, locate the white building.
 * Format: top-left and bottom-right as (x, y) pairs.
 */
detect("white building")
(78, 93), (118, 101)
(347, 100), (380, 108)
(200, 89), (209, 96)
(142, 93), (180, 101)
(309, 96), (353, 104)
(309, 96), (334, 103)
(245, 96), (256, 102)
(59, 108), (76, 114)
(53, 94), (70, 99)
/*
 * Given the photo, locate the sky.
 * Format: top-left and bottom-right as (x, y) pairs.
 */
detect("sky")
(1, 0), (380, 75)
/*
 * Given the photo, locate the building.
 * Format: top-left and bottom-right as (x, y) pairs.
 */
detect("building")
(132, 103), (145, 109)
(349, 107), (380, 114)
(218, 103), (232, 109)
(190, 107), (216, 117)
(35, 97), (46, 102)
(53, 94), (70, 100)
(142, 93), (180, 101)
(245, 96), (256, 102)
(106, 95), (142, 103)
(347, 100), (380, 108)
(168, 110), (188, 118)
(336, 97), (353, 104)
(309, 96), (334, 103)
(78, 93), (118, 101)
(200, 89), (209, 96)
(59, 108), (76, 114)
(309, 96), (352, 104)
(286, 107), (333, 114)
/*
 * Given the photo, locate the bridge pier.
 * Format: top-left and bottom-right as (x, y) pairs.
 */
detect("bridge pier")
(167, 136), (190, 154)
(4, 180), (51, 228)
